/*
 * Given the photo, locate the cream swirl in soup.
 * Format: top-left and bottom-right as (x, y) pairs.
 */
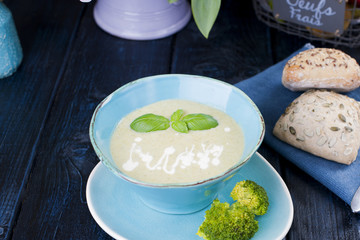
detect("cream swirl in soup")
(110, 99), (244, 184)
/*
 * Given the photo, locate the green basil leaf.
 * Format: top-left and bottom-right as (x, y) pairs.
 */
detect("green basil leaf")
(183, 113), (218, 130)
(130, 113), (170, 132)
(191, 0), (221, 38)
(172, 120), (189, 133)
(171, 109), (185, 122)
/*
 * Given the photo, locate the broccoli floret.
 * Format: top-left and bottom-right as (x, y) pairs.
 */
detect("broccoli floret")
(197, 180), (269, 240)
(230, 180), (269, 216)
(197, 199), (258, 240)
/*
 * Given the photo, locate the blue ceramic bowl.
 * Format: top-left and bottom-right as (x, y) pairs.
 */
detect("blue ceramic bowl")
(89, 74), (265, 214)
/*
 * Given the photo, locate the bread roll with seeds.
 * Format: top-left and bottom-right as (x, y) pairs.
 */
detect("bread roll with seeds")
(282, 48), (360, 92)
(273, 90), (360, 165)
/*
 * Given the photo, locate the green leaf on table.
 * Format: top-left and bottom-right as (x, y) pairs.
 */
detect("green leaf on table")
(171, 109), (185, 122)
(130, 114), (170, 132)
(191, 0), (221, 38)
(171, 120), (189, 133)
(183, 113), (218, 130)
(168, 0), (178, 4)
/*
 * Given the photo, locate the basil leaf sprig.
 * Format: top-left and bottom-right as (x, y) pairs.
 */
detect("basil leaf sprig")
(171, 109), (184, 122)
(182, 113), (218, 131)
(130, 114), (170, 133)
(130, 109), (219, 133)
(172, 120), (189, 133)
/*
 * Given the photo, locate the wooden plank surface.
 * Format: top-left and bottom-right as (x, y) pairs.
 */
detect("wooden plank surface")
(11, 2), (174, 239)
(0, 0), (84, 239)
(171, 0), (274, 82)
(0, 0), (359, 239)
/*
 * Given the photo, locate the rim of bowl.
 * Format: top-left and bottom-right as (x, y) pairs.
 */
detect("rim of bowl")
(89, 74), (265, 188)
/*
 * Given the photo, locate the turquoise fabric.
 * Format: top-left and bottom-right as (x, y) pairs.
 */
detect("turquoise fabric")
(0, 2), (22, 79)
(235, 43), (360, 206)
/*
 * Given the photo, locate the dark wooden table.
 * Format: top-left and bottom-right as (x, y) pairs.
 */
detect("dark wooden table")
(0, 0), (359, 239)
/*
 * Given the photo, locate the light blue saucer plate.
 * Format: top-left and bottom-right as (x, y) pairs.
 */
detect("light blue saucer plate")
(86, 152), (294, 240)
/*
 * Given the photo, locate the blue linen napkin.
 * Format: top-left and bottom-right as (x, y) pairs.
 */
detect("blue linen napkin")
(234, 43), (360, 208)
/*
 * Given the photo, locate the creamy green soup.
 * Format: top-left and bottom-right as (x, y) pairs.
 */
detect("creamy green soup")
(110, 99), (244, 184)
